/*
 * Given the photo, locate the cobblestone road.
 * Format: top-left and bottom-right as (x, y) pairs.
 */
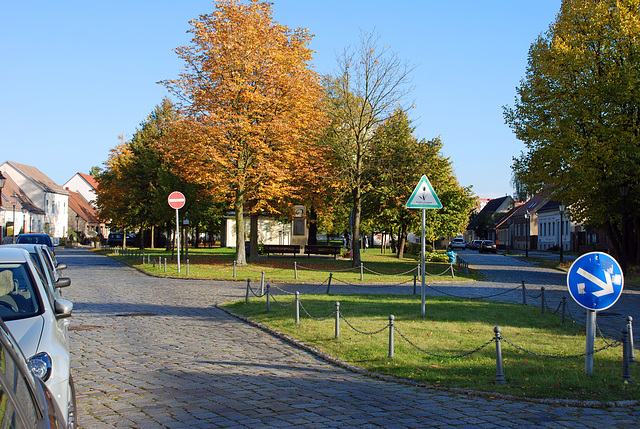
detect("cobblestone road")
(63, 248), (640, 428)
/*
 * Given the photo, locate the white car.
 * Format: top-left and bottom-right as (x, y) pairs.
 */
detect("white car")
(4, 243), (71, 299)
(449, 237), (467, 250)
(0, 247), (76, 428)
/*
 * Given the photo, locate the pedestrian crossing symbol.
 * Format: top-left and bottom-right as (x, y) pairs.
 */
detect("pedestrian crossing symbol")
(406, 175), (443, 209)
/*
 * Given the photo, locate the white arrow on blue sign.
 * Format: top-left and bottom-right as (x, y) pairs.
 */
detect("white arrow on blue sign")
(566, 252), (624, 311)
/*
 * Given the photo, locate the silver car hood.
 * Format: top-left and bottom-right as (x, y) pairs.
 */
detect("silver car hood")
(5, 316), (45, 358)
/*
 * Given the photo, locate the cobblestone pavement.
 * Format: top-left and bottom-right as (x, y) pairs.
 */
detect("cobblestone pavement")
(62, 248), (640, 428)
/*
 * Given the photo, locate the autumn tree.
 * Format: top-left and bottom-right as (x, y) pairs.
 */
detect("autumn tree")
(369, 110), (475, 258)
(162, 0), (325, 265)
(504, 0), (640, 267)
(324, 31), (415, 267)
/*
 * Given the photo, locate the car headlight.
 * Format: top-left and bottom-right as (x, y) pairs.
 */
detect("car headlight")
(28, 352), (52, 381)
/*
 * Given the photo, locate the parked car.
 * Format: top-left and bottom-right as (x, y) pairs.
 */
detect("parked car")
(0, 247), (76, 428)
(107, 232), (135, 247)
(3, 244), (71, 298)
(0, 318), (67, 428)
(16, 233), (55, 254)
(470, 239), (483, 250)
(449, 237), (467, 250)
(479, 240), (497, 254)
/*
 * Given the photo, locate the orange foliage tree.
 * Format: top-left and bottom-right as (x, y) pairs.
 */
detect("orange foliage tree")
(161, 0), (326, 265)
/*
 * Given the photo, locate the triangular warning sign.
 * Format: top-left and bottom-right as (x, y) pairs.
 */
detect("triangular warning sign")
(406, 175), (443, 209)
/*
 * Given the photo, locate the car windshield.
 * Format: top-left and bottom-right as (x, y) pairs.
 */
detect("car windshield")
(0, 263), (42, 321)
(16, 236), (49, 246)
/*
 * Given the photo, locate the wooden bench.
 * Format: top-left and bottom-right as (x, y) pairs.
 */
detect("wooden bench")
(262, 244), (301, 257)
(304, 245), (341, 259)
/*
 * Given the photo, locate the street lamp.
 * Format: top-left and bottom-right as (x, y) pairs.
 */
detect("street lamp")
(0, 171), (5, 242)
(76, 213), (80, 234)
(524, 210), (530, 258)
(22, 207), (27, 234)
(559, 204), (565, 263)
(11, 192), (18, 243)
(620, 184), (629, 274)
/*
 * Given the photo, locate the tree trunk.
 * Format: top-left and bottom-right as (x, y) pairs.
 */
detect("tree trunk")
(249, 214), (259, 263)
(308, 207), (318, 245)
(151, 225), (155, 249)
(397, 224), (407, 259)
(234, 188), (247, 266)
(351, 187), (362, 268)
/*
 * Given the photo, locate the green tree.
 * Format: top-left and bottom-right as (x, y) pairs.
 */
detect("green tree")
(369, 110), (475, 258)
(324, 31), (415, 266)
(504, 0), (640, 266)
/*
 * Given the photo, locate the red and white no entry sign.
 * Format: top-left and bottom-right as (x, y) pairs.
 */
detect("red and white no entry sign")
(168, 191), (186, 210)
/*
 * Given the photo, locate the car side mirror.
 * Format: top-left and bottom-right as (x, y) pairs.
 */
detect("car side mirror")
(54, 277), (71, 288)
(56, 263), (67, 271)
(54, 299), (73, 319)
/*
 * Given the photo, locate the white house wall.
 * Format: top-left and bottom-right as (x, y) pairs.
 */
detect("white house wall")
(64, 174), (97, 206)
(223, 217), (291, 247)
(537, 211), (572, 251)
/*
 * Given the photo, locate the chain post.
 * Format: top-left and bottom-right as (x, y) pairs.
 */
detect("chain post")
(627, 316), (636, 363)
(326, 273), (332, 294)
(494, 326), (506, 384)
(233, 261), (237, 278)
(245, 279), (250, 303)
(521, 280), (526, 305)
(335, 301), (340, 339)
(622, 327), (633, 383)
(266, 284), (270, 313)
(294, 261), (298, 280)
(541, 287), (545, 314)
(164, 257), (167, 273)
(413, 275), (417, 295)
(261, 271), (265, 296)
(360, 263), (363, 281)
(186, 259), (190, 276)
(295, 292), (300, 324)
(388, 315), (395, 358)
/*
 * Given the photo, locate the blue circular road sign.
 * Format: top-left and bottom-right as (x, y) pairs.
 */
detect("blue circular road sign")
(567, 252), (624, 311)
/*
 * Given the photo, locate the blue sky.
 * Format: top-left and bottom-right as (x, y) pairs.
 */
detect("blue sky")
(0, 1), (561, 199)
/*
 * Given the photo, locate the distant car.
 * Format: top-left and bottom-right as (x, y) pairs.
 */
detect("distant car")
(0, 318), (67, 428)
(16, 233), (55, 254)
(0, 247), (76, 427)
(470, 240), (483, 250)
(449, 237), (467, 250)
(479, 240), (497, 254)
(107, 233), (135, 247)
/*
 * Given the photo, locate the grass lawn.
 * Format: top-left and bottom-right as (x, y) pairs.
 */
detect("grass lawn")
(98, 245), (479, 284)
(226, 293), (640, 403)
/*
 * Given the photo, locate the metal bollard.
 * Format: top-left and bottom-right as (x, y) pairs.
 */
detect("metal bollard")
(413, 275), (417, 295)
(541, 287), (545, 314)
(326, 273), (333, 294)
(335, 301), (340, 339)
(388, 315), (395, 358)
(622, 327), (633, 383)
(164, 258), (167, 273)
(295, 292), (300, 324)
(360, 263), (363, 281)
(494, 326), (506, 384)
(294, 262), (298, 280)
(450, 264), (455, 279)
(562, 297), (566, 326)
(261, 271), (265, 296)
(233, 261), (237, 278)
(627, 316), (636, 363)
(266, 284), (270, 313)
(187, 259), (189, 276)
(521, 281), (527, 305)
(245, 279), (251, 303)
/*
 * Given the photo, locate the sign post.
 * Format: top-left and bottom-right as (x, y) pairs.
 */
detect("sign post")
(567, 252), (624, 375)
(406, 175), (443, 317)
(168, 191), (186, 273)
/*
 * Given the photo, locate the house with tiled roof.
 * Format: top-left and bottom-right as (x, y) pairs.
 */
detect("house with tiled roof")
(67, 190), (103, 243)
(0, 161), (69, 239)
(466, 195), (516, 242)
(63, 172), (98, 208)
(0, 173), (46, 242)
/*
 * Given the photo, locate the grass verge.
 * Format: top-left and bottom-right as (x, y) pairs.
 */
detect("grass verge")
(225, 293), (640, 403)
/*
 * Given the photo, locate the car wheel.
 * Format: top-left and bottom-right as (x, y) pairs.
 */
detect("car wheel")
(67, 375), (78, 429)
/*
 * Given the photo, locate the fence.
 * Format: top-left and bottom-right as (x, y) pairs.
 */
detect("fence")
(243, 279), (635, 385)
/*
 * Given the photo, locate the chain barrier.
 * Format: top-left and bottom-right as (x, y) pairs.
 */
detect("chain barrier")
(424, 283), (522, 301)
(296, 264), (359, 273)
(298, 301), (336, 321)
(362, 265), (419, 276)
(247, 282), (267, 298)
(339, 312), (390, 335)
(501, 336), (621, 359)
(269, 293), (297, 307)
(394, 325), (495, 359)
